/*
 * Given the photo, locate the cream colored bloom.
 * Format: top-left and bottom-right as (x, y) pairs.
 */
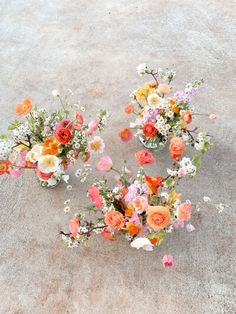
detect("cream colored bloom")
(26, 144), (43, 163)
(37, 155), (60, 173)
(88, 136), (105, 154)
(147, 93), (161, 106)
(130, 237), (153, 251)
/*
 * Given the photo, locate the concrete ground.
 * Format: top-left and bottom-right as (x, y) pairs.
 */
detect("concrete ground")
(0, 1), (235, 313)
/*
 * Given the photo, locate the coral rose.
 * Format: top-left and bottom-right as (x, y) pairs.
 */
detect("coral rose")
(135, 149), (155, 165)
(55, 127), (72, 144)
(124, 103), (134, 115)
(69, 217), (80, 239)
(147, 206), (171, 230)
(16, 98), (33, 116)
(181, 110), (192, 124)
(104, 210), (124, 228)
(143, 122), (157, 138)
(178, 201), (192, 221)
(169, 137), (185, 159)
(118, 128), (133, 142)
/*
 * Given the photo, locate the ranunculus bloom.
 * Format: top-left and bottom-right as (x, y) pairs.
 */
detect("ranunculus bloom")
(35, 167), (53, 180)
(145, 175), (164, 194)
(162, 255), (174, 267)
(126, 222), (142, 236)
(101, 230), (118, 241)
(16, 98), (33, 116)
(104, 210), (124, 228)
(169, 137), (186, 159)
(0, 160), (11, 175)
(43, 137), (61, 155)
(88, 119), (99, 136)
(55, 128), (72, 144)
(147, 206), (171, 230)
(26, 144), (43, 162)
(124, 103), (134, 114)
(143, 122), (157, 138)
(132, 196), (148, 214)
(135, 149), (155, 165)
(118, 128), (133, 142)
(74, 112), (84, 124)
(87, 185), (103, 208)
(178, 200), (192, 221)
(37, 155), (60, 173)
(181, 110), (192, 124)
(97, 155), (113, 172)
(130, 237), (153, 251)
(69, 217), (80, 239)
(57, 118), (74, 132)
(88, 136), (105, 154)
(158, 84), (171, 95)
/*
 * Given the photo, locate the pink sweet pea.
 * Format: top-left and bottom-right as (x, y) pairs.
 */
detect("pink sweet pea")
(88, 119), (99, 136)
(162, 255), (174, 268)
(87, 186), (103, 208)
(97, 155), (113, 172)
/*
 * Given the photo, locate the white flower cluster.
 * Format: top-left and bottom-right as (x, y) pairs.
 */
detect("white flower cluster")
(194, 132), (211, 151)
(157, 68), (176, 81)
(0, 139), (13, 160)
(137, 63), (147, 76)
(13, 123), (32, 142)
(155, 115), (170, 136)
(179, 157), (197, 177)
(75, 163), (92, 183)
(61, 235), (79, 248)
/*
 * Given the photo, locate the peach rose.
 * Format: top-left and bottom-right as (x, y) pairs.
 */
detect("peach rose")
(147, 206), (171, 230)
(181, 110), (192, 124)
(135, 149), (155, 165)
(169, 137), (185, 159)
(104, 210), (124, 228)
(178, 201), (192, 221)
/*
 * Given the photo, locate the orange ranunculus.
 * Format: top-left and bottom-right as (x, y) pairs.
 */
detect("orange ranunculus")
(169, 137), (185, 159)
(124, 103), (135, 115)
(55, 127), (72, 144)
(125, 204), (134, 217)
(143, 122), (157, 138)
(16, 98), (33, 116)
(43, 137), (61, 155)
(181, 110), (192, 124)
(169, 99), (180, 114)
(145, 175), (164, 194)
(147, 206), (171, 230)
(126, 222), (142, 236)
(104, 210), (124, 228)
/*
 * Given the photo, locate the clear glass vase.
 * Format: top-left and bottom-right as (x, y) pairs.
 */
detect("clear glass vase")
(138, 134), (166, 151)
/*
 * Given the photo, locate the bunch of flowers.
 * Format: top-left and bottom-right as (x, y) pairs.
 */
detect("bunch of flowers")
(119, 64), (215, 152)
(0, 92), (109, 187)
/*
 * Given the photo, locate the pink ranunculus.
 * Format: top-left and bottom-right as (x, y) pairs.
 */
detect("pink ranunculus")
(87, 119), (99, 136)
(57, 118), (74, 132)
(97, 155), (113, 172)
(178, 167), (187, 177)
(69, 217), (80, 239)
(209, 113), (217, 120)
(178, 200), (192, 221)
(87, 186), (103, 208)
(162, 255), (174, 267)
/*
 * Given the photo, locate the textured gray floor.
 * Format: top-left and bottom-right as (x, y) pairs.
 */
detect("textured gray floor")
(0, 1), (235, 313)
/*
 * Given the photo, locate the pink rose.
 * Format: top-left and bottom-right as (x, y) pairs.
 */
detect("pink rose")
(88, 119), (99, 136)
(87, 186), (103, 208)
(162, 255), (174, 267)
(178, 200), (192, 221)
(97, 155), (113, 172)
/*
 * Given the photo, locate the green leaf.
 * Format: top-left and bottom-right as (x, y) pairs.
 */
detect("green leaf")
(8, 120), (21, 131)
(193, 154), (201, 170)
(165, 177), (175, 187)
(0, 134), (8, 139)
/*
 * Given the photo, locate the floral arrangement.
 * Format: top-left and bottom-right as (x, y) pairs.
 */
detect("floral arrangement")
(119, 64), (216, 152)
(0, 91), (109, 187)
(61, 145), (226, 266)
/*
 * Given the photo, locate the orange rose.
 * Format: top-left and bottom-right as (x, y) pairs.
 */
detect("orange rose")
(16, 98), (32, 116)
(169, 137), (185, 159)
(181, 110), (192, 124)
(126, 222), (142, 236)
(143, 122), (157, 138)
(124, 103), (134, 115)
(104, 210), (124, 228)
(147, 206), (171, 230)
